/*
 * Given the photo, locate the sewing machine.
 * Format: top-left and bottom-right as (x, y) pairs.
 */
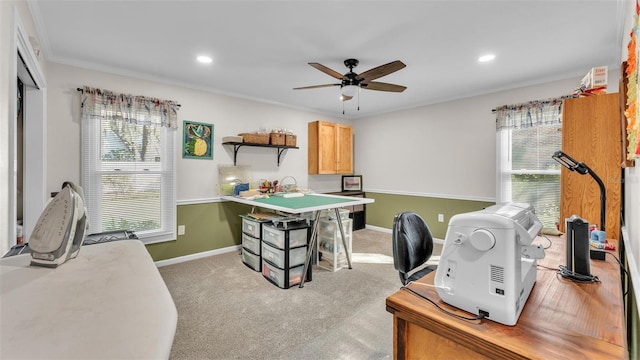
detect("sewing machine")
(29, 182), (88, 268)
(434, 203), (545, 326)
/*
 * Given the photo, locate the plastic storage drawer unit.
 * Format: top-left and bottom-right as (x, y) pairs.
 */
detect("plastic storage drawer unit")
(262, 223), (308, 250)
(242, 249), (261, 272)
(262, 261), (305, 289)
(242, 233), (261, 255)
(317, 219), (353, 272)
(241, 216), (268, 238)
(261, 241), (307, 269)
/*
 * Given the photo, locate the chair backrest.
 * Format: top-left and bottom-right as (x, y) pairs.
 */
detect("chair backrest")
(392, 212), (434, 281)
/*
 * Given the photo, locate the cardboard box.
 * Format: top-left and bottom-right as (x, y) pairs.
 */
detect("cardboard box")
(580, 66), (607, 90)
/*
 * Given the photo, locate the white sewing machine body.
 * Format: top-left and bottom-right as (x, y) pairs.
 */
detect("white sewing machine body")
(435, 203), (544, 326)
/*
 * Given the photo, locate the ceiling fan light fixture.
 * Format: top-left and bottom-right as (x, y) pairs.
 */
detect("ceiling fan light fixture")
(341, 84), (359, 97)
(478, 54), (495, 63)
(196, 55), (213, 64)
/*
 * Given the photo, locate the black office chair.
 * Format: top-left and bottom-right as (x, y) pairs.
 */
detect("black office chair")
(392, 212), (437, 285)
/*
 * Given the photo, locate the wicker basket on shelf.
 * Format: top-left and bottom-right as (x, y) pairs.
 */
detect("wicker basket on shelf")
(285, 134), (297, 147)
(270, 132), (285, 146)
(239, 133), (269, 145)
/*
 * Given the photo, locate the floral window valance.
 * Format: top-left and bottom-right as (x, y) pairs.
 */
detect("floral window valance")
(80, 86), (180, 129)
(494, 96), (576, 131)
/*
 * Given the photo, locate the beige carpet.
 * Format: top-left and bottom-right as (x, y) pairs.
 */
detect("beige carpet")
(159, 229), (441, 360)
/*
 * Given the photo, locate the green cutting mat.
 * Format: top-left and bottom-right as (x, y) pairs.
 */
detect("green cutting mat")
(253, 194), (356, 209)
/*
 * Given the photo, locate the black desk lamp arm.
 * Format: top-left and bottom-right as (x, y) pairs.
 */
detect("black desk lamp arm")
(552, 151), (607, 233)
(584, 164), (607, 232)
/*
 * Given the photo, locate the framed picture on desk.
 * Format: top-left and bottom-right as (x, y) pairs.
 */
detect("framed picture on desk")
(342, 175), (362, 192)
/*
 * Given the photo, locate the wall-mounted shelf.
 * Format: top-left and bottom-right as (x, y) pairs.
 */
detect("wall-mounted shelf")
(222, 142), (299, 166)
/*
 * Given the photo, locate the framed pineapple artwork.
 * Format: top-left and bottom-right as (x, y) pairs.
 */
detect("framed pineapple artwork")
(183, 120), (213, 159)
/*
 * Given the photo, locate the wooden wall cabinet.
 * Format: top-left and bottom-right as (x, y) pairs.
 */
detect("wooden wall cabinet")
(308, 121), (353, 174)
(560, 93), (622, 240)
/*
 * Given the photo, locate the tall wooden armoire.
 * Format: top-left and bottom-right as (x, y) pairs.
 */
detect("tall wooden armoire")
(560, 93), (622, 240)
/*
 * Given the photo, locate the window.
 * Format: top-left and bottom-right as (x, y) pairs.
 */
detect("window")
(81, 87), (178, 243)
(495, 97), (572, 229)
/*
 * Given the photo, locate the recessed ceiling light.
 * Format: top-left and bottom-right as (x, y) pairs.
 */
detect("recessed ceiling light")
(197, 55), (212, 64)
(478, 54), (496, 63)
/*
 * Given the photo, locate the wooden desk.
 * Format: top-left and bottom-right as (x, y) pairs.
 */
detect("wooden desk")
(385, 236), (628, 359)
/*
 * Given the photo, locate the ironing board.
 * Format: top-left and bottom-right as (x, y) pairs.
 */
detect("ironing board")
(0, 240), (177, 359)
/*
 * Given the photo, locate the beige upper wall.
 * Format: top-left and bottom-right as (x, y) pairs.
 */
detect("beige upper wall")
(48, 61), (620, 205)
(45, 62), (345, 201)
(353, 70), (621, 202)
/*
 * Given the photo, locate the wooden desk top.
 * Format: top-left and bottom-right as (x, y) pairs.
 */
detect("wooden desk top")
(386, 235), (628, 359)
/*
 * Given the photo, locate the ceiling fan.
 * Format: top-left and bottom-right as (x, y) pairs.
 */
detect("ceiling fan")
(294, 59), (407, 102)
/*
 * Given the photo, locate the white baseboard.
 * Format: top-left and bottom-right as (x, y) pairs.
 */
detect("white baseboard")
(155, 245), (241, 267)
(365, 224), (444, 245)
(365, 224), (392, 233)
(156, 225), (445, 267)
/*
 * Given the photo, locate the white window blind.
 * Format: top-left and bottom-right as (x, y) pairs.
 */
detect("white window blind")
(495, 97), (572, 229)
(80, 87), (178, 243)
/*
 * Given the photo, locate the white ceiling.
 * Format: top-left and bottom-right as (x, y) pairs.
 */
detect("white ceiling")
(29, 0), (627, 119)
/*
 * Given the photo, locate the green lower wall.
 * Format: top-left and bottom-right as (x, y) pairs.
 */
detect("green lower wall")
(365, 192), (494, 239)
(145, 201), (251, 261)
(145, 193), (493, 261)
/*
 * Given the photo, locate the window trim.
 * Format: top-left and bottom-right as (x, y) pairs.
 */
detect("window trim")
(496, 122), (562, 229)
(81, 115), (177, 244)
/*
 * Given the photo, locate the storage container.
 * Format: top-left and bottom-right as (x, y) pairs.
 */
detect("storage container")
(320, 208), (350, 221)
(317, 219), (352, 272)
(269, 132), (285, 145)
(262, 223), (308, 250)
(261, 241), (307, 269)
(242, 216), (267, 238)
(239, 133), (269, 145)
(285, 134), (297, 147)
(242, 233), (261, 255)
(318, 250), (348, 270)
(242, 249), (261, 272)
(319, 218), (352, 243)
(222, 135), (243, 143)
(262, 261), (305, 289)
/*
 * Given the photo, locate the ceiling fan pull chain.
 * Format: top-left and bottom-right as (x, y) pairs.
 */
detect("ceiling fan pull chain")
(357, 86), (360, 111)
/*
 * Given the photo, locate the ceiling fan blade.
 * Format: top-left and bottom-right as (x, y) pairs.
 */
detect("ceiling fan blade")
(308, 63), (344, 80)
(357, 60), (406, 82)
(341, 95), (353, 101)
(293, 83), (340, 90)
(362, 82), (407, 92)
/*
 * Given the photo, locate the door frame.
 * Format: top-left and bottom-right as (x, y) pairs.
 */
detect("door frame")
(8, 8), (47, 252)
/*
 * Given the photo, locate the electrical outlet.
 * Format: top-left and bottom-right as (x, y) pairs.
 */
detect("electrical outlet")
(178, 225), (185, 236)
(438, 214), (444, 222)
